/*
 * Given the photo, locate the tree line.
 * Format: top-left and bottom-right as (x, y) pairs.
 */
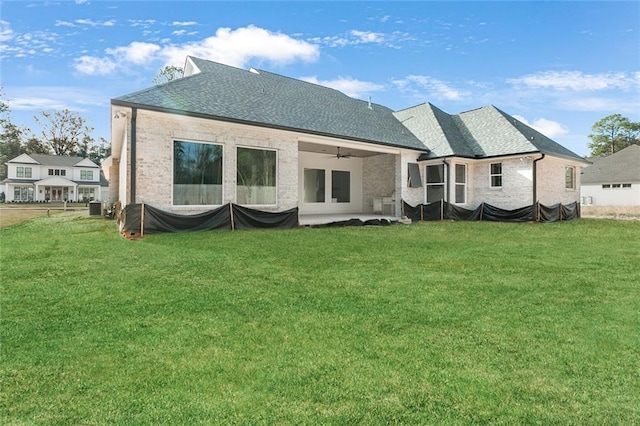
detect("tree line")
(588, 114), (639, 156)
(0, 89), (110, 180)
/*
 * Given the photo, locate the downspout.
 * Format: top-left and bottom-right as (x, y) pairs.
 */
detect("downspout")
(442, 158), (450, 203)
(533, 153), (545, 206)
(130, 107), (137, 205)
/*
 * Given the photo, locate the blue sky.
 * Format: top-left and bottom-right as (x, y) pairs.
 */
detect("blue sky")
(1, 1), (639, 157)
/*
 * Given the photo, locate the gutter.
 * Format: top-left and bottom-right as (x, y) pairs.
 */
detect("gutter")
(130, 107), (137, 204)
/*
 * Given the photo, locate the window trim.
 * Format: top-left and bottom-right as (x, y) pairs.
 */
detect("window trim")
(425, 163), (446, 203)
(236, 145), (278, 206)
(565, 166), (576, 190)
(490, 162), (503, 188)
(454, 163), (467, 204)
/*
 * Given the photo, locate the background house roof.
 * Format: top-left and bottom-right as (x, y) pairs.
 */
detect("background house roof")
(581, 144), (640, 184)
(113, 57), (428, 152)
(8, 154), (96, 168)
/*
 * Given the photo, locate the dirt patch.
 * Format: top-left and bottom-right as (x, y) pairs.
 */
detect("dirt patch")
(0, 204), (89, 229)
(581, 205), (640, 220)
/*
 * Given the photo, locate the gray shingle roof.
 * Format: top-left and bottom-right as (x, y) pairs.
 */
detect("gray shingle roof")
(396, 103), (585, 161)
(113, 57), (427, 151)
(112, 56), (584, 161)
(8, 154), (95, 167)
(581, 144), (640, 184)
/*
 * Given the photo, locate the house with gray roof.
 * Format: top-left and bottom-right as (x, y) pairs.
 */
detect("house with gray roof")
(3, 153), (106, 202)
(580, 144), (640, 206)
(109, 56), (587, 223)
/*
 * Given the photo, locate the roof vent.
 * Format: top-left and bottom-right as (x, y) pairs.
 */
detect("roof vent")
(249, 68), (260, 74)
(368, 96), (373, 110)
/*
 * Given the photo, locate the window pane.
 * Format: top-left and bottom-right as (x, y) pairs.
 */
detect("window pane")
(491, 163), (502, 175)
(25, 168), (32, 178)
(332, 170), (350, 203)
(427, 184), (444, 203)
(426, 165), (444, 183)
(173, 141), (223, 205)
(61, 170), (66, 176)
(237, 147), (277, 205)
(455, 185), (465, 203)
(491, 175), (502, 187)
(408, 163), (422, 187)
(565, 167), (574, 189)
(455, 164), (466, 184)
(304, 169), (325, 203)
(17, 167), (24, 178)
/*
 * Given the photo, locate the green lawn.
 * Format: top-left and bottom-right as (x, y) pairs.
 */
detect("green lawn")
(1, 213), (639, 424)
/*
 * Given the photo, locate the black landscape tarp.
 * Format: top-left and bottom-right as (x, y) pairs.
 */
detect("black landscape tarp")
(122, 203), (299, 235)
(402, 201), (579, 223)
(232, 204), (299, 230)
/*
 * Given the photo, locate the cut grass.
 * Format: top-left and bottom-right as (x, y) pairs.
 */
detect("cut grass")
(1, 213), (639, 424)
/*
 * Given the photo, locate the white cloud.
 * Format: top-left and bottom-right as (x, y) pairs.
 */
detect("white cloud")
(310, 29), (396, 48)
(350, 30), (384, 44)
(0, 20), (13, 42)
(75, 19), (116, 27)
(513, 115), (569, 138)
(393, 75), (468, 101)
(74, 55), (117, 75)
(6, 86), (107, 112)
(160, 25), (319, 68)
(73, 25), (320, 75)
(172, 21), (197, 27)
(105, 42), (161, 65)
(300, 76), (384, 99)
(508, 71), (640, 92)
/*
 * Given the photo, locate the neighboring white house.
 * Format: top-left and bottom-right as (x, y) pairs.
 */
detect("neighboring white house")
(580, 144), (640, 206)
(3, 154), (108, 202)
(108, 56), (588, 222)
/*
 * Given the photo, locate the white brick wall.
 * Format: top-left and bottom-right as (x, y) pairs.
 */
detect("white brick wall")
(470, 157), (534, 210)
(131, 110), (299, 213)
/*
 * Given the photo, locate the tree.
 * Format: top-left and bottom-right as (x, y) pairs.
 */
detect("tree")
(34, 109), (95, 156)
(153, 65), (184, 85)
(588, 114), (640, 156)
(0, 89), (28, 179)
(23, 136), (51, 155)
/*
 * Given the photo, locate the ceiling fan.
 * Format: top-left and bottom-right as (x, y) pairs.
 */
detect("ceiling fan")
(333, 147), (352, 159)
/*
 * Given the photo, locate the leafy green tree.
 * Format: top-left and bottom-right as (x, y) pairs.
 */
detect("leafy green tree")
(588, 114), (640, 156)
(23, 136), (51, 155)
(34, 109), (95, 156)
(0, 90), (28, 179)
(153, 65), (184, 85)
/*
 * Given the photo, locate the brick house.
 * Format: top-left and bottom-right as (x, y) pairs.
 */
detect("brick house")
(108, 56), (587, 223)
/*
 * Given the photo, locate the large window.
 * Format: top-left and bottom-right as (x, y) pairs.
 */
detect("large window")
(173, 140), (223, 205)
(426, 164), (445, 203)
(237, 147), (277, 205)
(80, 170), (93, 180)
(303, 169), (325, 203)
(78, 187), (96, 201)
(331, 170), (350, 203)
(16, 167), (32, 178)
(565, 166), (575, 189)
(13, 186), (34, 201)
(490, 163), (502, 188)
(455, 164), (466, 204)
